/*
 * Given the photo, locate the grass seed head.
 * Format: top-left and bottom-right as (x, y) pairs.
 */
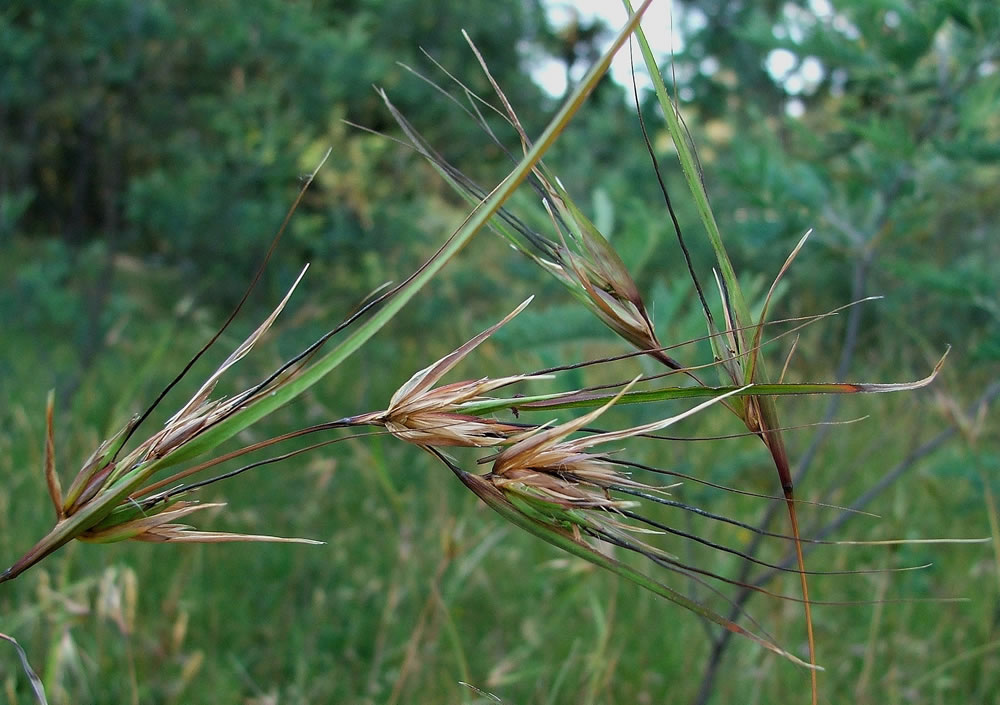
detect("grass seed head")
(483, 379), (748, 534)
(349, 298), (545, 447)
(2, 269), (321, 583)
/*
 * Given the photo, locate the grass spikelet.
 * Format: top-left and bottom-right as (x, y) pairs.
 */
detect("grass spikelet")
(345, 298), (548, 447)
(383, 50), (689, 375)
(79, 502), (321, 545)
(485, 379), (748, 555)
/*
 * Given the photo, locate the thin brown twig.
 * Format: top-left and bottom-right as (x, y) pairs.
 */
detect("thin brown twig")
(691, 225), (876, 705)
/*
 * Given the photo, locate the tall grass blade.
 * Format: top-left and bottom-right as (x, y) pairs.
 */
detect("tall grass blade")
(43, 391), (62, 520)
(622, 3), (827, 690)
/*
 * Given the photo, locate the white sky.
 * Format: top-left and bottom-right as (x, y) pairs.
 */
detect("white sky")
(534, 0), (686, 97)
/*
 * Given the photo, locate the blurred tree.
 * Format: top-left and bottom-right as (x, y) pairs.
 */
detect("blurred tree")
(656, 0), (1000, 369)
(0, 0), (551, 380)
(0, 1), (548, 276)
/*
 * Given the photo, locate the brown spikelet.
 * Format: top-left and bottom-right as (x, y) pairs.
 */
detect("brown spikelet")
(489, 378), (748, 513)
(348, 298), (545, 447)
(79, 502), (320, 545)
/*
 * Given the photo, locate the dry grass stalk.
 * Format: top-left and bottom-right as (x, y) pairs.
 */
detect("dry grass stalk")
(428, 381), (821, 668)
(381, 39), (961, 687)
(379, 58), (689, 377)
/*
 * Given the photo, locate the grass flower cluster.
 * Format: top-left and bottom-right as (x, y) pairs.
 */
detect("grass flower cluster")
(1, 3), (979, 703)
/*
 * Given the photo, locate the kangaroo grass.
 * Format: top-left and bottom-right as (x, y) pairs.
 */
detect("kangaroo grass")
(2, 4), (981, 702)
(377, 16), (974, 696)
(338, 299), (972, 670)
(0, 0), (659, 591)
(619, 1), (822, 694)
(338, 299), (809, 659)
(424, 445), (816, 668)
(339, 297), (549, 448)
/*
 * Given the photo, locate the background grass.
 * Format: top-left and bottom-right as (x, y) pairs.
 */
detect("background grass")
(2, 1), (999, 703)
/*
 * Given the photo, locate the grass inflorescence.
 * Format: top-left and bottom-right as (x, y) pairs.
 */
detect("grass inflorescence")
(2, 2), (989, 702)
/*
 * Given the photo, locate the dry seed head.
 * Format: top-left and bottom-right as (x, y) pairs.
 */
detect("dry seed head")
(352, 298), (546, 447)
(578, 277), (661, 356)
(488, 379), (750, 518)
(133, 267), (310, 463)
(63, 265), (311, 511)
(538, 246), (658, 351)
(491, 467), (634, 512)
(368, 375), (536, 447)
(473, 380), (749, 556)
(383, 408), (525, 448)
(0, 268), (328, 586)
(535, 199), (683, 370)
(79, 502), (321, 545)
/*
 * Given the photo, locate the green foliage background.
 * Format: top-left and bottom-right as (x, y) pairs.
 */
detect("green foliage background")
(1, 1), (998, 703)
